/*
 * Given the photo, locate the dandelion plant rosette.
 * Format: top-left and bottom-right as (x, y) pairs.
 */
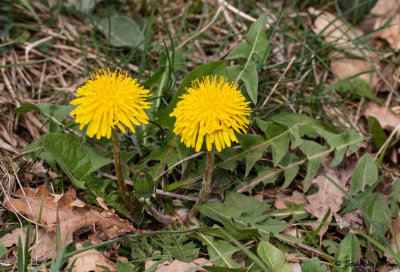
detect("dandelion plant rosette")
(170, 75), (252, 217)
(70, 68), (152, 220)
(170, 75), (252, 152)
(70, 68), (152, 139)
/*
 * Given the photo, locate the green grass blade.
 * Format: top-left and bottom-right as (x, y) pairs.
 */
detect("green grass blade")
(17, 236), (24, 272)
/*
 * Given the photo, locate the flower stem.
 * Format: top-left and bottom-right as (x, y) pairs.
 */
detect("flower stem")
(188, 146), (215, 218)
(112, 128), (136, 215)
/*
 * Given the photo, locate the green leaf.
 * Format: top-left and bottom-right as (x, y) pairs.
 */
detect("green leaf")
(116, 260), (135, 272)
(341, 175), (382, 214)
(350, 153), (378, 195)
(301, 257), (328, 272)
(368, 116), (387, 150)
(39, 103), (75, 132)
(313, 127), (345, 167)
(237, 134), (265, 177)
(343, 129), (363, 155)
(98, 16), (144, 49)
(255, 218), (290, 235)
(280, 153), (301, 189)
(15, 103), (74, 133)
(226, 65), (241, 82)
(225, 192), (270, 215)
(217, 148), (241, 170)
(199, 234), (240, 268)
(41, 133), (112, 188)
(227, 43), (251, 59)
(241, 60), (258, 104)
(17, 237), (24, 272)
(14, 103), (40, 114)
(256, 119), (290, 167)
(362, 193), (391, 238)
(257, 240), (292, 272)
(217, 217), (260, 240)
(156, 61), (226, 128)
(338, 78), (382, 103)
(322, 240), (340, 255)
(227, 12), (267, 60)
(390, 179), (400, 203)
(0, 243), (7, 258)
(252, 167), (280, 188)
(158, 234), (199, 262)
(299, 140), (330, 191)
(269, 112), (321, 148)
(334, 234), (358, 272)
(226, 12), (267, 105)
(196, 192), (270, 228)
(247, 12), (268, 58)
(144, 67), (169, 110)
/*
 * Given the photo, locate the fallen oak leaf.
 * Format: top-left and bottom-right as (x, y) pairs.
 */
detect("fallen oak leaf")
(145, 258), (211, 272)
(310, 8), (360, 49)
(373, 14), (400, 50)
(384, 211), (400, 264)
(66, 243), (117, 272)
(0, 226), (55, 261)
(4, 185), (137, 247)
(363, 101), (400, 131)
(371, 0), (400, 50)
(310, 8), (380, 88)
(305, 169), (349, 240)
(371, 0), (400, 16)
(329, 52), (380, 88)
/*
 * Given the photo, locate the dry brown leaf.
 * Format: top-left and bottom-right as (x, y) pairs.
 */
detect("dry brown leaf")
(305, 169), (348, 240)
(371, 0), (400, 50)
(333, 210), (364, 235)
(311, 8), (379, 87)
(66, 243), (117, 272)
(363, 102), (400, 131)
(0, 226), (55, 261)
(145, 258), (210, 272)
(282, 227), (304, 238)
(4, 185), (136, 247)
(384, 211), (400, 264)
(329, 52), (379, 87)
(371, 0), (400, 16)
(374, 14), (400, 50)
(310, 9), (361, 49)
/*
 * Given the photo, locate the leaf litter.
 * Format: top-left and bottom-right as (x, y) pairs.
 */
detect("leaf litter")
(310, 7), (380, 88)
(3, 185), (137, 261)
(0, 226), (55, 261)
(66, 243), (117, 272)
(145, 258), (211, 272)
(305, 161), (354, 241)
(363, 101), (400, 131)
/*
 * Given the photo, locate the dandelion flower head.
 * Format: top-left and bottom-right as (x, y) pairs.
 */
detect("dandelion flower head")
(70, 68), (151, 139)
(170, 75), (252, 152)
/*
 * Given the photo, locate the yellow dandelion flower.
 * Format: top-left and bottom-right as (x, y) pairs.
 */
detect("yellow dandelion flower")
(70, 68), (151, 139)
(170, 75), (252, 152)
